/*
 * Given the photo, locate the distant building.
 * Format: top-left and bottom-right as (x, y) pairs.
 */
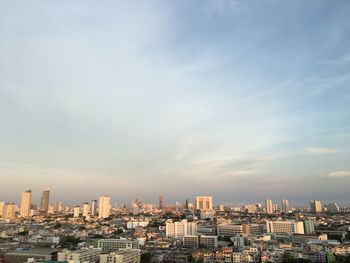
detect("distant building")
(3, 202), (15, 219)
(159, 194), (164, 209)
(195, 196), (213, 211)
(40, 190), (50, 215)
(310, 200), (322, 213)
(304, 220), (316, 234)
(265, 199), (274, 214)
(20, 190), (32, 217)
(217, 224), (244, 237)
(91, 200), (97, 216)
(281, 199), (289, 214)
(98, 195), (110, 219)
(73, 205), (80, 218)
(82, 203), (90, 217)
(326, 203), (339, 213)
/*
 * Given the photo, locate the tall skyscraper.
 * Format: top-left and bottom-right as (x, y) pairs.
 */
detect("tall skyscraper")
(195, 196), (213, 211)
(281, 199), (289, 214)
(40, 190), (50, 215)
(20, 190), (32, 217)
(310, 200), (322, 213)
(91, 200), (97, 216)
(3, 202), (15, 218)
(159, 194), (164, 209)
(98, 195), (110, 219)
(185, 198), (190, 210)
(73, 205), (80, 218)
(83, 203), (90, 217)
(265, 199), (274, 214)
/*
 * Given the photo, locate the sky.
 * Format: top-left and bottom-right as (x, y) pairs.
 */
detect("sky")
(0, 1), (349, 207)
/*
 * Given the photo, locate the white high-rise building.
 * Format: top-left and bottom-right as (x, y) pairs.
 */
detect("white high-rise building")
(20, 190), (32, 217)
(99, 195), (110, 219)
(265, 199), (274, 214)
(83, 202), (91, 217)
(91, 200), (97, 216)
(195, 196), (213, 211)
(73, 205), (80, 218)
(281, 199), (289, 214)
(166, 219), (196, 238)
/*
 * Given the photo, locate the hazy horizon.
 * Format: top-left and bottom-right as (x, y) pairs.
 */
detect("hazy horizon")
(1, 1), (349, 205)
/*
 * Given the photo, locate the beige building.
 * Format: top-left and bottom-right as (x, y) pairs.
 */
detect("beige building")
(195, 196), (213, 211)
(100, 249), (141, 263)
(99, 195), (110, 219)
(20, 190), (32, 217)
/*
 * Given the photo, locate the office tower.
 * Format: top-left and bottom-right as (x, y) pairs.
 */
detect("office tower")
(73, 205), (80, 218)
(304, 220), (315, 234)
(195, 196), (213, 211)
(281, 199), (289, 214)
(20, 190), (32, 217)
(310, 200), (322, 213)
(266, 221), (304, 234)
(3, 202), (15, 218)
(159, 194), (164, 209)
(91, 200), (97, 216)
(40, 190), (50, 214)
(98, 195), (110, 219)
(326, 203), (340, 213)
(83, 203), (90, 217)
(265, 199), (274, 214)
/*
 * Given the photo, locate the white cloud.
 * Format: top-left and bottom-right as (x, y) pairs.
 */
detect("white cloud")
(328, 170), (350, 177)
(305, 147), (342, 154)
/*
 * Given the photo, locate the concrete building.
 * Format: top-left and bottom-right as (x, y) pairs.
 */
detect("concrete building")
(326, 203), (340, 213)
(265, 199), (274, 214)
(281, 199), (289, 214)
(97, 239), (139, 254)
(166, 219), (197, 238)
(57, 248), (100, 263)
(3, 202), (15, 219)
(183, 236), (199, 249)
(40, 190), (50, 215)
(91, 200), (97, 217)
(159, 194), (164, 209)
(195, 196), (213, 211)
(100, 249), (141, 263)
(20, 190), (32, 217)
(73, 205), (80, 218)
(310, 200), (322, 213)
(200, 235), (218, 248)
(83, 203), (90, 217)
(217, 224), (244, 237)
(266, 221), (304, 234)
(99, 195), (110, 219)
(304, 220), (316, 234)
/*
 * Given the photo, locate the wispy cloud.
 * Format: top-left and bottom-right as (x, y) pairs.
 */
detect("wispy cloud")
(304, 147), (342, 155)
(328, 170), (350, 177)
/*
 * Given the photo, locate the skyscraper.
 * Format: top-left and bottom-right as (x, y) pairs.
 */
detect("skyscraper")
(83, 203), (90, 217)
(159, 194), (164, 209)
(20, 190), (32, 217)
(98, 195), (110, 219)
(195, 196), (213, 211)
(91, 200), (97, 217)
(73, 205), (80, 218)
(265, 199), (274, 214)
(40, 190), (50, 215)
(281, 199), (289, 214)
(3, 203), (15, 219)
(310, 200), (322, 213)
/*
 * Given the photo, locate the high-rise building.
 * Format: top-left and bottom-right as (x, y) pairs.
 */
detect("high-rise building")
(166, 219), (195, 238)
(40, 190), (50, 214)
(20, 190), (32, 217)
(3, 202), (15, 218)
(281, 199), (289, 214)
(185, 198), (190, 210)
(265, 199), (274, 214)
(0, 202), (4, 218)
(83, 203), (91, 217)
(159, 194), (164, 209)
(310, 200), (322, 213)
(326, 203), (340, 213)
(195, 196), (213, 211)
(91, 200), (97, 217)
(54, 201), (62, 212)
(73, 205), (80, 218)
(98, 195), (110, 219)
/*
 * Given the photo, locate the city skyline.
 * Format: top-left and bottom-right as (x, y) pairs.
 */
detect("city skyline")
(0, 1), (350, 204)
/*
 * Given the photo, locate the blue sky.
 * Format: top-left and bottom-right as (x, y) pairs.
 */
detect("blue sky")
(0, 1), (349, 206)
